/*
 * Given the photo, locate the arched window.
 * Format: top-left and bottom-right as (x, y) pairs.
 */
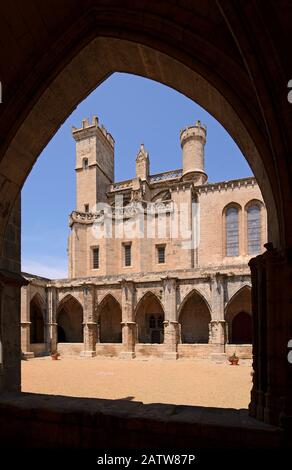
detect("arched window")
(226, 206), (239, 256)
(247, 204), (261, 254)
(82, 157), (89, 169)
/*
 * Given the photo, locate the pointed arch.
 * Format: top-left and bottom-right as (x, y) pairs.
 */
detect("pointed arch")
(135, 290), (165, 317)
(57, 293), (83, 311)
(225, 285), (252, 344)
(30, 292), (46, 309)
(135, 291), (165, 344)
(98, 292), (121, 310)
(178, 288), (211, 344)
(30, 293), (45, 344)
(178, 288), (211, 318)
(226, 284), (251, 308)
(57, 294), (83, 343)
(98, 293), (122, 343)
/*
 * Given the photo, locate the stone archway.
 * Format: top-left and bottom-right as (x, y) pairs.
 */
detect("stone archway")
(179, 290), (211, 344)
(29, 294), (45, 344)
(57, 295), (83, 343)
(0, 3), (291, 430)
(226, 286), (252, 344)
(98, 294), (122, 343)
(135, 292), (165, 344)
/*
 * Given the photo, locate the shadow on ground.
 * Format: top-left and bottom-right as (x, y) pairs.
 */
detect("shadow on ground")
(0, 391), (286, 449)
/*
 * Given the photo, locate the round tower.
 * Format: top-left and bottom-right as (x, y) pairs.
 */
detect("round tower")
(180, 120), (207, 184)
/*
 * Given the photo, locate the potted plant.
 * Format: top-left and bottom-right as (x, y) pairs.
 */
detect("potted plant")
(51, 350), (60, 360)
(228, 352), (239, 365)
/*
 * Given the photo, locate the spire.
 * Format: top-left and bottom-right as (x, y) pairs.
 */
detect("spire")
(136, 143), (148, 161)
(136, 143), (149, 181)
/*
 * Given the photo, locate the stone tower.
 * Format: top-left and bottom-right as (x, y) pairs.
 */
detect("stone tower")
(72, 116), (115, 212)
(135, 143), (149, 181)
(180, 120), (207, 184)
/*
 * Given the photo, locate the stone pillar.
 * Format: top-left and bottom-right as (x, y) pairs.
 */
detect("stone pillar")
(47, 286), (57, 354)
(249, 243), (292, 430)
(162, 277), (179, 360)
(209, 321), (226, 345)
(20, 283), (34, 358)
(209, 273), (227, 361)
(0, 272), (28, 392)
(120, 280), (136, 359)
(81, 285), (97, 357)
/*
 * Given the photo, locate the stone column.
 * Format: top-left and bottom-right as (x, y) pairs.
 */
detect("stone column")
(249, 243), (292, 430)
(162, 277), (179, 360)
(120, 280), (136, 359)
(20, 283), (34, 359)
(209, 273), (227, 361)
(47, 286), (57, 354)
(81, 285), (97, 357)
(0, 272), (28, 392)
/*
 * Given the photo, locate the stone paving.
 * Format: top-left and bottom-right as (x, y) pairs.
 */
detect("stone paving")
(22, 357), (252, 409)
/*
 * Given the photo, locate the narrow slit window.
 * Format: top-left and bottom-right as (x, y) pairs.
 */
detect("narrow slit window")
(157, 245), (165, 264)
(124, 244), (131, 266)
(92, 247), (99, 269)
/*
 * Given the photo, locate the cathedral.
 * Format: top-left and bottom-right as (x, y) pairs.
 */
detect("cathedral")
(21, 116), (266, 361)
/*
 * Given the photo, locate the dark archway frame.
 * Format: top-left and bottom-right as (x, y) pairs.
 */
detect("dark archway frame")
(0, 3), (291, 430)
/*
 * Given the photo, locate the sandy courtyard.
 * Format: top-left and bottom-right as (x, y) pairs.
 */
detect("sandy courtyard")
(22, 358), (252, 409)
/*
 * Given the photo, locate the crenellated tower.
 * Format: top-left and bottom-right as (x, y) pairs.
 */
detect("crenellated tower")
(72, 116), (115, 212)
(180, 120), (207, 184)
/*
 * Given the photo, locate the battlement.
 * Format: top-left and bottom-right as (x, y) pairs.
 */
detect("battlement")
(180, 120), (207, 147)
(72, 115), (115, 148)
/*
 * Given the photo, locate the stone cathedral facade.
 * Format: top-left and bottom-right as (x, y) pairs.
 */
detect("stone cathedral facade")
(21, 116), (267, 360)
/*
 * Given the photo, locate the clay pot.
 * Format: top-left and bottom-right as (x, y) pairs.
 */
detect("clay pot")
(229, 357), (239, 365)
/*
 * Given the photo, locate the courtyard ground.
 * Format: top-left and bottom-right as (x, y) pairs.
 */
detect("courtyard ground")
(22, 357), (252, 409)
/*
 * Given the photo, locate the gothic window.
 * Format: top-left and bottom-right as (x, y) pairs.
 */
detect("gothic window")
(82, 158), (89, 169)
(247, 204), (261, 254)
(84, 203), (89, 213)
(226, 206), (239, 256)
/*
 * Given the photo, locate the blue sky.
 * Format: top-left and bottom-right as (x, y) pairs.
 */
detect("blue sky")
(21, 72), (252, 278)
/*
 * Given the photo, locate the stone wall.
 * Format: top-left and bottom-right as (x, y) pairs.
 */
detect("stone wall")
(0, 198), (23, 394)
(21, 271), (253, 360)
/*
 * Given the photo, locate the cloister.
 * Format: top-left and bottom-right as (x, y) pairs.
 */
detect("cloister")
(0, 0), (291, 449)
(21, 274), (252, 360)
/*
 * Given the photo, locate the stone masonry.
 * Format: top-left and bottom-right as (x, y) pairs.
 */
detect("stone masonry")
(21, 117), (266, 360)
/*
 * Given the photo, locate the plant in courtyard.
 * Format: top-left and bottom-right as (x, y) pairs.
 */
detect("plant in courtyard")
(50, 343), (60, 360)
(51, 351), (60, 360)
(228, 351), (239, 365)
